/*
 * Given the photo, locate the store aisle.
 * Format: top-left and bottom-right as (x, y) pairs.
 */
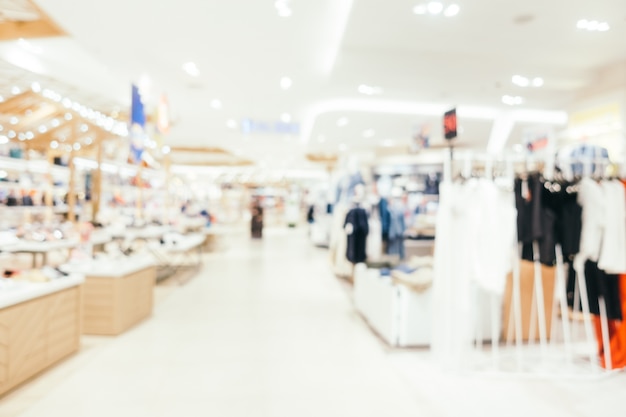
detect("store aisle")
(3, 228), (435, 417)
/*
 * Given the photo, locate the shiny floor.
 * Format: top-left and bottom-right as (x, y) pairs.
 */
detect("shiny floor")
(2, 227), (626, 416)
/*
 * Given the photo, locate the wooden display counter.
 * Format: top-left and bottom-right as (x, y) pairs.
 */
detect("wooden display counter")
(0, 276), (83, 397)
(62, 256), (156, 335)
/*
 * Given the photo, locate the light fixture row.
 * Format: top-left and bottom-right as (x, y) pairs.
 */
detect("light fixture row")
(413, 2), (459, 17)
(512, 75), (543, 88)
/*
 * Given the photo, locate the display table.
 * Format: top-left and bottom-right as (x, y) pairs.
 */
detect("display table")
(354, 264), (500, 347)
(61, 256), (156, 335)
(0, 275), (84, 396)
(0, 239), (79, 268)
(354, 265), (431, 347)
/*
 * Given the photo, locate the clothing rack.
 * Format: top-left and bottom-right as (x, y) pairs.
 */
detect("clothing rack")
(440, 148), (617, 377)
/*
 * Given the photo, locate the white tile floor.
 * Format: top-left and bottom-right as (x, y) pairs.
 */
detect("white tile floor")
(2, 227), (626, 416)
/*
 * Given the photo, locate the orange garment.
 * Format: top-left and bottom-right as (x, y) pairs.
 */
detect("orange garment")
(593, 275), (626, 369)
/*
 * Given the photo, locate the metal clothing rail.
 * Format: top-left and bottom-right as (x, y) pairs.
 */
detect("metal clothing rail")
(441, 148), (615, 377)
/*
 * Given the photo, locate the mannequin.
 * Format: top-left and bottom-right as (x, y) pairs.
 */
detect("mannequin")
(344, 185), (369, 264)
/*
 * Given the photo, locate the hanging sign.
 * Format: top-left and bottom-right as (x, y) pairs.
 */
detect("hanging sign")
(443, 108), (457, 140)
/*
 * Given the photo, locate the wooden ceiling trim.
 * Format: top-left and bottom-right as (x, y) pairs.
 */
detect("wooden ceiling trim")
(0, 0), (65, 41)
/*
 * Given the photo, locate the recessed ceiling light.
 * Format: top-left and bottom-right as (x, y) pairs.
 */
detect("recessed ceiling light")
(38, 125), (47, 133)
(50, 140), (58, 149)
(337, 117), (349, 127)
(51, 119), (60, 127)
(363, 129), (375, 138)
(11, 86), (20, 95)
(31, 82), (41, 92)
(413, 4), (427, 14)
(9, 117), (18, 125)
(427, 1), (443, 15)
(577, 19), (610, 32)
(280, 76), (292, 90)
(7, 130), (15, 138)
(358, 84), (383, 95)
(502, 95), (524, 106)
(25, 131), (34, 140)
(281, 113), (292, 123)
(0, 136), (8, 145)
(182, 62), (200, 77)
(226, 119), (238, 129)
(211, 99), (222, 110)
(162, 146), (171, 154)
(532, 77), (544, 87)
(444, 4), (460, 17)
(275, 0), (292, 17)
(512, 75), (544, 88)
(73, 143), (81, 151)
(512, 75), (530, 87)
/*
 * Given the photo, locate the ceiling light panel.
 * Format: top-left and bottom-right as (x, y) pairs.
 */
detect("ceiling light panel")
(182, 62), (200, 77)
(280, 76), (292, 90)
(275, 0), (292, 17)
(357, 84), (383, 95)
(577, 19), (610, 32)
(502, 95), (524, 106)
(512, 75), (544, 88)
(414, 2), (458, 17)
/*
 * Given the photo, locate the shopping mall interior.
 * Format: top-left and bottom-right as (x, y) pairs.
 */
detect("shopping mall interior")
(0, 0), (625, 416)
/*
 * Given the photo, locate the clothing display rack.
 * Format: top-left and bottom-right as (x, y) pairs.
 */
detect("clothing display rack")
(436, 148), (621, 378)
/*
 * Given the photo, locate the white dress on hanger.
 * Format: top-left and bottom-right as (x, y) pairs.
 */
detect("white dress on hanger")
(599, 180), (626, 274)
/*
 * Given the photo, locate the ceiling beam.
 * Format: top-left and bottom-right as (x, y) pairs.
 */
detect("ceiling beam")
(169, 146), (231, 155)
(0, 1), (65, 41)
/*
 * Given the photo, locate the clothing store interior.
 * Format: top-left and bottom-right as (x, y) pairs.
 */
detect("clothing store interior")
(0, 0), (625, 416)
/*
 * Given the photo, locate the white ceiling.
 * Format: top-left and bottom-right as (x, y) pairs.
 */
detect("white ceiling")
(1, 0), (625, 170)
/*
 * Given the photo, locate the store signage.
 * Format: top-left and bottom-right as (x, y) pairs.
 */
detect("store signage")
(241, 119), (300, 135)
(443, 108), (457, 140)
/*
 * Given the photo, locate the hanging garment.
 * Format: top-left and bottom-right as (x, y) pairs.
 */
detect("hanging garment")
(581, 261), (622, 320)
(344, 206), (369, 264)
(378, 198), (391, 244)
(576, 177), (605, 264)
(387, 204), (405, 259)
(366, 217), (382, 261)
(431, 181), (475, 369)
(541, 180), (583, 260)
(515, 173), (556, 265)
(330, 203), (352, 276)
(468, 178), (517, 295)
(598, 180), (626, 274)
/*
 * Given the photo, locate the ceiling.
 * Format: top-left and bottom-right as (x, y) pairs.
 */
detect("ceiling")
(0, 0), (624, 171)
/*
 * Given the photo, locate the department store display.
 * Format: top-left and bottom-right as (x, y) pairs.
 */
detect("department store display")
(425, 149), (626, 375)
